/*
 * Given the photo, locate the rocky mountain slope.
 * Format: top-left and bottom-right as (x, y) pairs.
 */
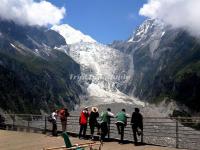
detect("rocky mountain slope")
(111, 19), (200, 113)
(0, 20), (81, 113)
(1, 16), (199, 116)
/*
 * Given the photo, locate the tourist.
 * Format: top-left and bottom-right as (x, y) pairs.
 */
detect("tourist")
(115, 109), (130, 143)
(131, 108), (143, 145)
(89, 107), (100, 140)
(59, 108), (70, 132)
(79, 107), (90, 139)
(51, 109), (58, 136)
(99, 108), (114, 142)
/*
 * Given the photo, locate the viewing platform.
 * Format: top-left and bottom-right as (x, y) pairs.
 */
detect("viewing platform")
(1, 114), (200, 150)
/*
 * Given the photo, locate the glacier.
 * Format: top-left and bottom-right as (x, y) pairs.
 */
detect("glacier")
(68, 42), (145, 107)
(52, 24), (145, 107)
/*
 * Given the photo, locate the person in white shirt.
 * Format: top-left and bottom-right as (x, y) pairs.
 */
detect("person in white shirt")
(51, 109), (58, 136)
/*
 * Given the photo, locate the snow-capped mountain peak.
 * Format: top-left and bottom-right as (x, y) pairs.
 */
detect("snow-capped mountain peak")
(51, 24), (96, 44)
(128, 19), (165, 43)
(126, 19), (166, 56)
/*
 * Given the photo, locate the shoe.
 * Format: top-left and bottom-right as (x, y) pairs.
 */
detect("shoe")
(134, 142), (138, 146)
(91, 136), (94, 140)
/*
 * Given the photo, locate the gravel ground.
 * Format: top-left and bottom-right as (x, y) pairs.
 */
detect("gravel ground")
(0, 130), (186, 150)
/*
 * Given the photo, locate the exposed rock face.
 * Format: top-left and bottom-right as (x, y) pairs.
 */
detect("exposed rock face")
(0, 20), (81, 113)
(111, 19), (200, 113)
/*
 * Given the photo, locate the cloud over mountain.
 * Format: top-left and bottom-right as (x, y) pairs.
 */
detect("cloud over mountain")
(0, 0), (65, 26)
(139, 0), (200, 37)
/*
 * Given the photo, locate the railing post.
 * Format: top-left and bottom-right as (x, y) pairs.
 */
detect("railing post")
(108, 119), (110, 139)
(176, 120), (179, 148)
(27, 115), (30, 132)
(12, 114), (15, 130)
(44, 115), (47, 134)
(66, 116), (68, 132)
(27, 116), (30, 128)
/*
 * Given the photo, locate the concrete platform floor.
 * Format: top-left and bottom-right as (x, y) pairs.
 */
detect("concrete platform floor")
(0, 130), (186, 150)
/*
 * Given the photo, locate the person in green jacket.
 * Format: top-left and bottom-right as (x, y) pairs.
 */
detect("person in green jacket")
(115, 109), (130, 143)
(99, 108), (114, 142)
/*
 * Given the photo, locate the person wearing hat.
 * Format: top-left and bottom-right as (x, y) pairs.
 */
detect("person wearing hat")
(89, 107), (100, 140)
(79, 107), (90, 139)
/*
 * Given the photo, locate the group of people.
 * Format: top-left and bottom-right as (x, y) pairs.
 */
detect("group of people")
(78, 107), (114, 142)
(78, 107), (143, 144)
(50, 107), (143, 144)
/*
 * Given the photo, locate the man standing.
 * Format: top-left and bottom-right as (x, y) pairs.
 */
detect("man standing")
(79, 107), (89, 139)
(59, 108), (70, 132)
(116, 109), (129, 143)
(99, 108), (114, 142)
(131, 108), (143, 145)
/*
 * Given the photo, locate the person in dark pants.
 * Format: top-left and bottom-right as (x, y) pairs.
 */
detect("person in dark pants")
(99, 108), (114, 142)
(51, 109), (58, 136)
(59, 108), (70, 132)
(131, 108), (143, 145)
(89, 107), (100, 140)
(116, 109), (129, 143)
(79, 107), (89, 139)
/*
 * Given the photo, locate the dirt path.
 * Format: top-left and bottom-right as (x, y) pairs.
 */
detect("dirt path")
(0, 130), (186, 150)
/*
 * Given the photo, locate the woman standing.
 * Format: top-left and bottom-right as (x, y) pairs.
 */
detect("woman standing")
(89, 107), (100, 140)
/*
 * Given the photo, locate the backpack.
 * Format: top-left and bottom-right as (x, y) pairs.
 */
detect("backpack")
(47, 115), (53, 122)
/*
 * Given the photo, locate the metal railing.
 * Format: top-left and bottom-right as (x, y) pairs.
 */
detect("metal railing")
(1, 114), (200, 150)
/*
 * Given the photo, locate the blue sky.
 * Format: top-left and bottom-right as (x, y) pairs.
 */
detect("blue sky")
(49, 0), (147, 44)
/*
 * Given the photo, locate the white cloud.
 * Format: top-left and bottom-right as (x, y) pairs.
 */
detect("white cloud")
(0, 0), (66, 26)
(139, 0), (200, 36)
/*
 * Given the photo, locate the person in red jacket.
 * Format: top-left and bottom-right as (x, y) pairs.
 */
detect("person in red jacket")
(59, 108), (70, 132)
(79, 107), (90, 139)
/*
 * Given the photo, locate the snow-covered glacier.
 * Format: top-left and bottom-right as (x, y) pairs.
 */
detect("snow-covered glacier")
(69, 42), (144, 106)
(52, 24), (145, 107)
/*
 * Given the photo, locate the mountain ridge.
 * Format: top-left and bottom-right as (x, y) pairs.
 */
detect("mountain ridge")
(111, 19), (200, 114)
(0, 19), (81, 113)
